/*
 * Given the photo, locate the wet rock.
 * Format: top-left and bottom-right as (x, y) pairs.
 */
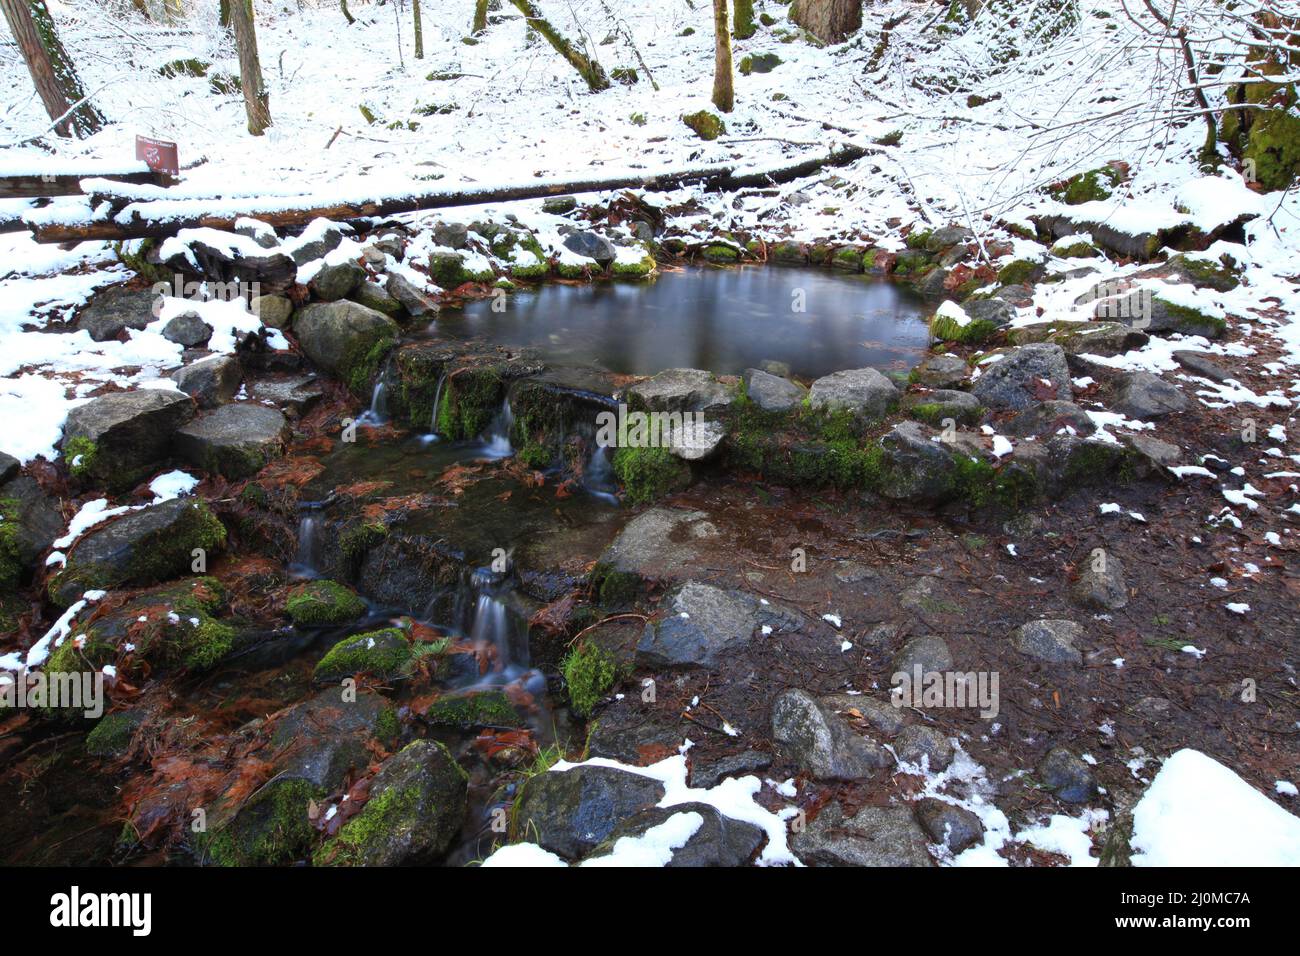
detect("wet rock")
(171, 354), (242, 408)
(770, 689), (891, 781)
(792, 803), (934, 867)
(668, 419), (726, 461)
(285, 220), (351, 266)
(0, 475), (62, 575)
(893, 635), (954, 675)
(585, 707), (684, 765)
(313, 627), (412, 682)
(512, 764), (665, 860)
(1038, 746), (1097, 803)
(314, 740), (467, 866)
(902, 389), (983, 425)
(911, 353), (970, 389)
(894, 724), (954, 771)
(385, 273), (438, 317)
(587, 803), (765, 866)
(972, 344), (1071, 412)
(251, 294), (293, 330)
(63, 389), (195, 490)
(1113, 371), (1190, 419)
(628, 368), (733, 414)
(688, 750), (772, 789)
(1005, 400), (1095, 438)
(349, 279), (404, 317)
(1013, 619), (1084, 664)
(879, 422), (959, 502)
(563, 231), (617, 266)
(50, 498), (226, 606)
(293, 300), (398, 393)
(807, 367), (898, 419)
(309, 260), (365, 302)
(636, 582), (801, 670)
(1172, 350), (1232, 382)
(432, 221), (469, 249)
(594, 507), (717, 599)
(1071, 553), (1128, 611)
(76, 286), (158, 342)
(743, 368), (806, 412)
(914, 798), (985, 853)
(174, 403), (288, 479)
(85, 710), (145, 757)
(248, 374), (324, 416)
(161, 311), (211, 347)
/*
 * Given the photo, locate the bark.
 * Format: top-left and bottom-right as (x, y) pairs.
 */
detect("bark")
(340, 0), (354, 26)
(414, 0), (424, 59)
(712, 0), (734, 113)
(0, 0), (104, 138)
(472, 0), (489, 33)
(506, 0), (610, 91)
(229, 0), (271, 136)
(733, 0), (756, 40)
(30, 143), (876, 243)
(789, 0), (863, 43)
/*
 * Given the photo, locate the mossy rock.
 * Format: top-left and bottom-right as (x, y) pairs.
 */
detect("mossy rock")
(996, 258), (1043, 286)
(561, 641), (620, 718)
(287, 579), (366, 627)
(314, 628), (413, 682)
(738, 52), (782, 75)
(85, 711), (143, 757)
(422, 689), (522, 728)
(1046, 163), (1128, 205)
(929, 313), (999, 345)
(701, 243), (742, 263)
(1164, 254), (1240, 293)
(429, 251), (494, 288)
(611, 244), (658, 279)
(1050, 239), (1099, 258)
(590, 564), (642, 608)
(434, 367), (506, 440)
(201, 778), (320, 867)
(612, 446), (692, 505)
(682, 110), (726, 141)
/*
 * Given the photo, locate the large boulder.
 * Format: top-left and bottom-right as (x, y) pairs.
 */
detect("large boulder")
(314, 740), (468, 866)
(807, 367), (898, 419)
(628, 368), (733, 414)
(161, 231), (298, 294)
(770, 689), (891, 781)
(585, 803), (765, 867)
(636, 582), (802, 670)
(171, 354), (242, 408)
(63, 389), (195, 491)
(744, 368), (807, 412)
(174, 403), (288, 479)
(0, 475), (63, 584)
(972, 344), (1071, 411)
(878, 421), (960, 503)
(562, 231), (617, 266)
(293, 300), (399, 395)
(49, 498), (226, 606)
(911, 353), (970, 389)
(792, 803), (934, 867)
(511, 764), (665, 860)
(75, 286), (158, 342)
(309, 260), (365, 302)
(1113, 371), (1191, 419)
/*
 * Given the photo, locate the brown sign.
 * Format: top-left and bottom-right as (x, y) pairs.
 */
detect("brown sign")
(135, 135), (179, 176)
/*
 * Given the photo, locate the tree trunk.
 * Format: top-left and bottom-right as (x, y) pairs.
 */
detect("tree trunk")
(733, 0), (756, 40)
(506, 0), (609, 91)
(339, 0), (354, 26)
(472, 0), (489, 33)
(789, 0), (862, 43)
(712, 0), (734, 113)
(413, 0), (423, 58)
(229, 0), (271, 136)
(0, 0), (104, 138)
(133, 0), (152, 18)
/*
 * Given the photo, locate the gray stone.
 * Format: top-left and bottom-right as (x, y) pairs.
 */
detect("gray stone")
(293, 300), (398, 381)
(893, 635), (954, 675)
(770, 689), (891, 781)
(972, 344), (1071, 412)
(284, 221), (351, 266)
(171, 355), (242, 408)
(668, 419), (726, 461)
(251, 294), (293, 330)
(894, 724), (954, 771)
(588, 803), (765, 866)
(914, 798), (984, 853)
(0, 475), (62, 573)
(1038, 746), (1097, 803)
(808, 367), (898, 419)
(432, 221), (469, 249)
(0, 452), (18, 484)
(174, 403), (288, 479)
(792, 803), (934, 867)
(161, 311), (212, 347)
(1009, 320), (1149, 357)
(1072, 553), (1128, 611)
(688, 750), (772, 789)
(758, 359), (792, 378)
(926, 225), (974, 251)
(76, 286), (158, 342)
(744, 368), (806, 412)
(597, 508), (717, 584)
(541, 196), (578, 215)
(562, 230), (617, 265)
(1173, 350), (1233, 382)
(63, 389), (195, 490)
(636, 582), (801, 670)
(1123, 433), (1182, 472)
(234, 218), (279, 248)
(309, 260), (364, 302)
(1113, 371), (1190, 419)
(349, 280), (404, 317)
(911, 353), (969, 389)
(962, 296), (1016, 327)
(384, 272), (439, 317)
(512, 764), (665, 860)
(628, 368), (733, 414)
(878, 422), (959, 503)
(916, 266), (951, 298)
(820, 694), (908, 737)
(1005, 400), (1095, 438)
(248, 375), (324, 416)
(1013, 619), (1084, 664)
(902, 388), (983, 425)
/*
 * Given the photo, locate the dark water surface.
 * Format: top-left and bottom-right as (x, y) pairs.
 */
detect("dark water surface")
(430, 265), (932, 379)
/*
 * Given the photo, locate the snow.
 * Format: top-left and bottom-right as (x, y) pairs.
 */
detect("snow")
(1131, 750), (1300, 866)
(579, 811), (703, 867)
(478, 843), (568, 868)
(149, 470), (200, 502)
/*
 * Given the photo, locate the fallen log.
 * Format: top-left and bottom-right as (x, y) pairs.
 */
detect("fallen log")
(0, 154), (206, 199)
(25, 142), (875, 244)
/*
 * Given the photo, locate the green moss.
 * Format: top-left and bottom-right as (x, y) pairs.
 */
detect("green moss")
(561, 641), (618, 718)
(0, 497), (20, 592)
(682, 110), (726, 141)
(831, 246), (864, 272)
(435, 368), (505, 440)
(874, 130), (903, 147)
(612, 445), (691, 505)
(85, 711), (141, 757)
(518, 441), (552, 469)
(313, 783), (419, 867)
(701, 243), (741, 264)
(1155, 297), (1227, 337)
(339, 522), (387, 560)
(114, 239), (171, 284)
(287, 580), (366, 627)
(62, 436), (98, 479)
(906, 229), (934, 250)
(591, 566), (641, 607)
(429, 251), (494, 288)
(929, 313), (998, 345)
(1047, 164), (1127, 205)
(343, 334), (397, 399)
(375, 706), (401, 748)
(1242, 106), (1300, 192)
(1050, 239), (1099, 258)
(314, 628), (412, 682)
(610, 246), (658, 278)
(997, 259), (1041, 286)
(738, 52), (782, 75)
(202, 778), (319, 867)
(423, 690), (521, 728)
(733, 0), (757, 38)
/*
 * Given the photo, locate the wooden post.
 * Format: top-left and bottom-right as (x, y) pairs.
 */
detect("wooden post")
(229, 0), (271, 136)
(0, 0), (104, 138)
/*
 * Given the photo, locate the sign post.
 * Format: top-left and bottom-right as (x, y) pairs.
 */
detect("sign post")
(135, 135), (180, 177)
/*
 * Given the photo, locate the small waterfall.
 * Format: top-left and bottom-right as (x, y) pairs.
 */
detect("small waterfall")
(478, 399), (515, 459)
(357, 365), (391, 427)
(289, 506), (324, 578)
(583, 443), (619, 504)
(426, 372), (448, 440)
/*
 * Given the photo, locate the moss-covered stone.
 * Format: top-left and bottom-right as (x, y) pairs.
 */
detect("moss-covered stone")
(561, 641), (619, 718)
(1046, 163), (1127, 204)
(62, 436), (98, 480)
(286, 579), (366, 627)
(929, 313), (999, 345)
(85, 711), (143, 757)
(682, 110), (726, 141)
(201, 778), (319, 867)
(1050, 239), (1099, 258)
(314, 627), (413, 682)
(611, 446), (692, 505)
(996, 258), (1042, 286)
(738, 52), (782, 75)
(434, 367), (506, 441)
(422, 689), (522, 728)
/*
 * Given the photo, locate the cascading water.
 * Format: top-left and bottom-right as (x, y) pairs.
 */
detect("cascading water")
(357, 365), (391, 427)
(289, 505), (324, 578)
(422, 372), (448, 442)
(478, 399), (515, 459)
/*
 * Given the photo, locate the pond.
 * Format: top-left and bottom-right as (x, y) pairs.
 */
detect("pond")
(428, 265), (933, 379)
